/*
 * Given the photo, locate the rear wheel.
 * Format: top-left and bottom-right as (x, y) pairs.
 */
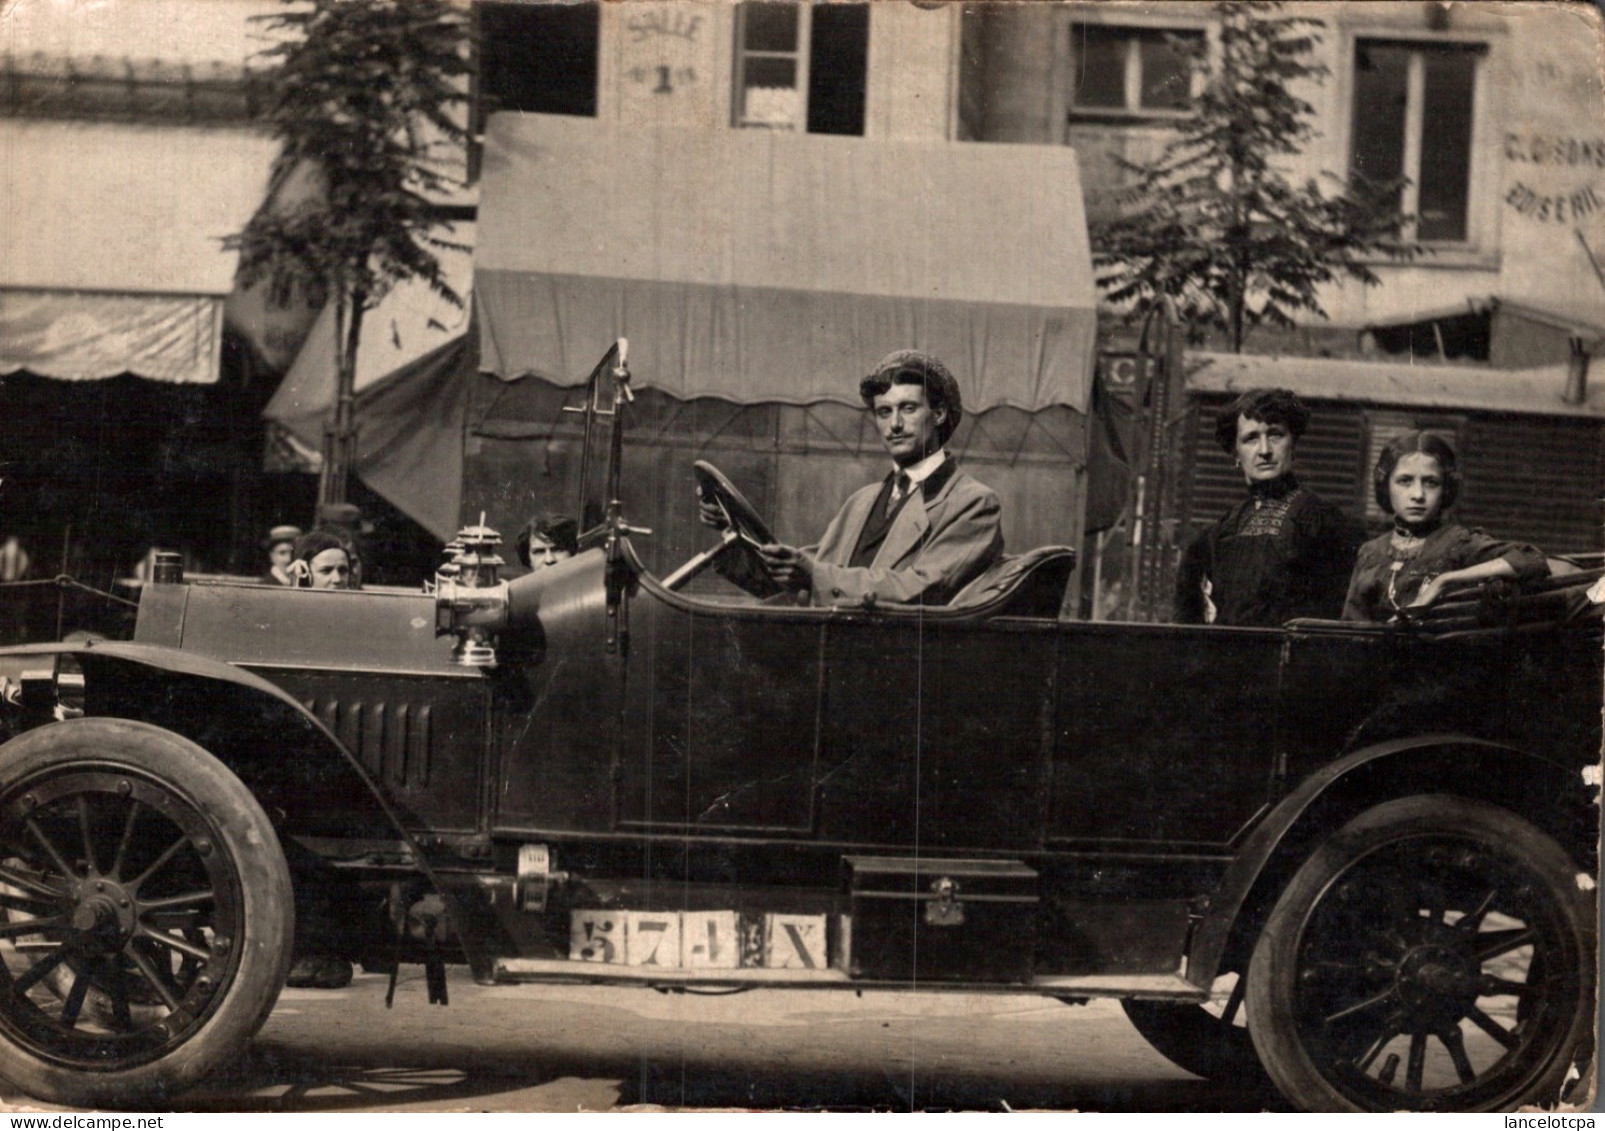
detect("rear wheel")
(1246, 796), (1594, 1112)
(0, 718), (294, 1106)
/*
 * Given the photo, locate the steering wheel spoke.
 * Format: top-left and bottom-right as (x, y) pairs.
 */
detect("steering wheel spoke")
(669, 462), (784, 598)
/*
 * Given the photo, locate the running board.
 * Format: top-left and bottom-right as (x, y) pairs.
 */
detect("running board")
(493, 958), (850, 988)
(492, 959), (1206, 1000)
(1030, 973), (1205, 1000)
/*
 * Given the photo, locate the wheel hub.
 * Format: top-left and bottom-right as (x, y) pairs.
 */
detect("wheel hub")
(1395, 943), (1479, 1027)
(68, 881), (136, 955)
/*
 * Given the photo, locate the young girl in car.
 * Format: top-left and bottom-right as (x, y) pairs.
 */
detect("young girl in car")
(1342, 430), (1547, 622)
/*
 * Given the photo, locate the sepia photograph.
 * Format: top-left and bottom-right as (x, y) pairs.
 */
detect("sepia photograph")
(0, 0), (1601, 1114)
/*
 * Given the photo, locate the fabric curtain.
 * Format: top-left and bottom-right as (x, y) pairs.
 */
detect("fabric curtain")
(475, 115), (1098, 413)
(0, 290), (223, 385)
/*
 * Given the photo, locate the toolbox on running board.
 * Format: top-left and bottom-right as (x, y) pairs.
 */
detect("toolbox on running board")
(842, 856), (1038, 983)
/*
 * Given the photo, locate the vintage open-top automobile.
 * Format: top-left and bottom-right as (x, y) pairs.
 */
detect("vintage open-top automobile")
(0, 347), (1597, 1112)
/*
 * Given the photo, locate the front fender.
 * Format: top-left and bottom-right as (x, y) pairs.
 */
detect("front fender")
(1187, 733), (1597, 986)
(2, 640), (412, 848)
(0, 640), (502, 978)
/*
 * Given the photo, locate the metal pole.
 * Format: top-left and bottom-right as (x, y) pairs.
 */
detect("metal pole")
(56, 522), (69, 641)
(1159, 294), (1187, 609)
(1564, 337), (1590, 406)
(1133, 296), (1185, 622)
(564, 340), (623, 538)
(1091, 529), (1106, 622)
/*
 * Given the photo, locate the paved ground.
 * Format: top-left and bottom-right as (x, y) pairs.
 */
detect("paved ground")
(105, 970), (1286, 1114)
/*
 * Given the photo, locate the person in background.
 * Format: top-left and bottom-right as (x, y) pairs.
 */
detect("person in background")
(260, 525), (302, 586)
(0, 535), (30, 643)
(314, 502), (371, 589)
(515, 513), (579, 572)
(290, 531), (352, 590)
(1175, 388), (1363, 626)
(1342, 431), (1548, 622)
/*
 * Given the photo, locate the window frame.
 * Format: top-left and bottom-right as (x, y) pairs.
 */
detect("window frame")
(1333, 23), (1502, 267)
(731, 1), (813, 131)
(1064, 18), (1206, 124)
(1349, 36), (1486, 246)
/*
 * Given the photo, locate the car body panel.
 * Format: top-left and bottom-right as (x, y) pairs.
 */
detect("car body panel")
(5, 539), (1595, 994)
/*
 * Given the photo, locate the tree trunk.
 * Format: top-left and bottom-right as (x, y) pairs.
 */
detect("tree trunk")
(318, 288), (367, 510)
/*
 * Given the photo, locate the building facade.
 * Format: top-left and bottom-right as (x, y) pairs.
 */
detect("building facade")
(469, 0), (1604, 613)
(478, 0), (1605, 340)
(958, 0), (1605, 603)
(465, 1), (1098, 582)
(0, 0), (307, 598)
(965, 1), (1605, 342)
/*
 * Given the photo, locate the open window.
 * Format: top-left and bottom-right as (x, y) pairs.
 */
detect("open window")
(475, 1), (600, 123)
(1350, 38), (1485, 244)
(731, 1), (868, 136)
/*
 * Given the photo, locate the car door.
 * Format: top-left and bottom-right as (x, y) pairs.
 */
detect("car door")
(618, 598), (826, 834)
(1047, 622), (1285, 849)
(813, 614), (1056, 851)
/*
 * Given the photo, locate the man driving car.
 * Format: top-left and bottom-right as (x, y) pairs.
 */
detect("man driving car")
(701, 350), (1003, 607)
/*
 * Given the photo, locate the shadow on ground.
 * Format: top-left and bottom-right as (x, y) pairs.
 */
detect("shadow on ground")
(175, 1035), (1288, 1113)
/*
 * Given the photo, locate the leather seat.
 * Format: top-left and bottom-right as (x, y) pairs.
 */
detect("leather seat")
(948, 546), (1077, 618)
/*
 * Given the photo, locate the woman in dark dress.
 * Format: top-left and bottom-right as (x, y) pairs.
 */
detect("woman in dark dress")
(1342, 431), (1547, 622)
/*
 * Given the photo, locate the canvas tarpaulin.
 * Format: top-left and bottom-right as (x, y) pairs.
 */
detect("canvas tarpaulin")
(0, 119), (275, 383)
(1188, 351), (1605, 419)
(265, 332), (472, 544)
(475, 114), (1097, 414)
(0, 291), (223, 385)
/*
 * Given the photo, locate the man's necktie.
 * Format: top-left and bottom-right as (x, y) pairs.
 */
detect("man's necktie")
(890, 471), (911, 506)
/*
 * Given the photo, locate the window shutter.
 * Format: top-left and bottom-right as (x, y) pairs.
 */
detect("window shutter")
(1458, 417), (1605, 554)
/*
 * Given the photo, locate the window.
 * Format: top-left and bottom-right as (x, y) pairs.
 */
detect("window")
(732, 2), (868, 135)
(1350, 39), (1483, 243)
(1069, 24), (1200, 117)
(476, 1), (600, 122)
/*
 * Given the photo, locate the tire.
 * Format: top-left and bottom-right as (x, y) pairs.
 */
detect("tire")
(1123, 971), (1270, 1086)
(0, 718), (295, 1106)
(1245, 795), (1595, 1112)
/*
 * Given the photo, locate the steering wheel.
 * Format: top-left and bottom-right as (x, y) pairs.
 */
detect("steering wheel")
(661, 462), (782, 596)
(693, 461), (775, 546)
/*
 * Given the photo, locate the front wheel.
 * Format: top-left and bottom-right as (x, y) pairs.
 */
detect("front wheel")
(0, 718), (294, 1106)
(1246, 796), (1594, 1112)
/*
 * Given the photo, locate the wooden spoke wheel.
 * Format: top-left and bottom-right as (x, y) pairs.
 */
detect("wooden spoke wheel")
(1246, 796), (1594, 1112)
(0, 719), (293, 1106)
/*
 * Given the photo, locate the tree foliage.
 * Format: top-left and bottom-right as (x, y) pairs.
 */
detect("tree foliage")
(1090, 1), (1414, 352)
(226, 0), (472, 505)
(230, 0), (472, 312)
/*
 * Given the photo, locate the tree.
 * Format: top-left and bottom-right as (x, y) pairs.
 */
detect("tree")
(1091, 1), (1414, 353)
(228, 0), (471, 509)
